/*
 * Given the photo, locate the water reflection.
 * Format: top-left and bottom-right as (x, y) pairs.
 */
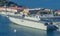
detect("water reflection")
(10, 23), (46, 36)
(47, 30), (54, 36)
(0, 15), (11, 36)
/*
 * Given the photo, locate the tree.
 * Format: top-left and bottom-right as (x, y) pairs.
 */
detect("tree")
(0, 0), (9, 6)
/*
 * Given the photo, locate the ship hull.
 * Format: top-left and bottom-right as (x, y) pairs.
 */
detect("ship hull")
(9, 16), (47, 30)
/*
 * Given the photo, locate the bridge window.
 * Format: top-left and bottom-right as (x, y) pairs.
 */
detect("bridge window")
(40, 12), (51, 15)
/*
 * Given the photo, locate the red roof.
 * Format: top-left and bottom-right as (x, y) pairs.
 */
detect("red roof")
(55, 10), (60, 12)
(10, 7), (23, 10)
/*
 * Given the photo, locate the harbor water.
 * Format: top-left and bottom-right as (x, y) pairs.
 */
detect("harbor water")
(0, 14), (60, 36)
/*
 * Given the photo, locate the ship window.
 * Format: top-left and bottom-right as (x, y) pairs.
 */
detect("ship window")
(40, 12), (51, 14)
(40, 12), (47, 14)
(29, 10), (37, 14)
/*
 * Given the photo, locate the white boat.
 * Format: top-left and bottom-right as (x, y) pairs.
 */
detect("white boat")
(9, 15), (47, 30)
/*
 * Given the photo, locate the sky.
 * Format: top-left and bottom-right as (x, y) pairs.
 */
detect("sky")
(9, 0), (60, 10)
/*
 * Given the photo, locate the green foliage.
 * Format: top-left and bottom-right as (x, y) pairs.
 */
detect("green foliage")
(0, 0), (9, 5)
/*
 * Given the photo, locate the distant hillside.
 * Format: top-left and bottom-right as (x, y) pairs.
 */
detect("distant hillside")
(0, 0), (9, 6)
(0, 0), (23, 8)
